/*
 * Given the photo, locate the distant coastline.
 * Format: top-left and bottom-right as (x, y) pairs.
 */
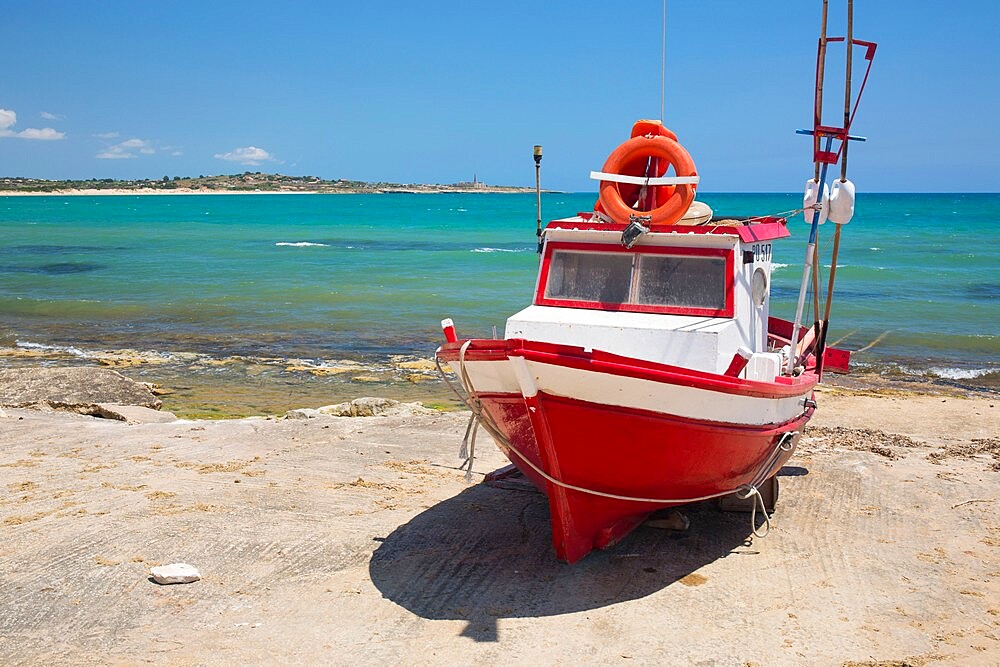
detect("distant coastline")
(0, 172), (541, 196)
(1, 188), (538, 196)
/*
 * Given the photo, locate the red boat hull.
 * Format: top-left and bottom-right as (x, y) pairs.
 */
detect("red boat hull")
(439, 339), (817, 563)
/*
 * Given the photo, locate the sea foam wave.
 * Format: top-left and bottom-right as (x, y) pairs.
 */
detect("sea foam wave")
(852, 360), (1000, 387)
(12, 340), (184, 365)
(275, 242), (329, 247)
(926, 366), (998, 380)
(471, 247), (529, 253)
(15, 340), (89, 357)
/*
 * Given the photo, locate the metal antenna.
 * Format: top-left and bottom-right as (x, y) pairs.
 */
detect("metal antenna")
(840, 0), (854, 183)
(660, 0), (666, 121)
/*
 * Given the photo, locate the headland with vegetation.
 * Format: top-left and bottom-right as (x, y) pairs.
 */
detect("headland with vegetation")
(0, 172), (537, 195)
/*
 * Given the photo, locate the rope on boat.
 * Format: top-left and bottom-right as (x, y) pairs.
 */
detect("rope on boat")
(744, 207), (808, 223)
(435, 345), (798, 537)
(458, 408), (479, 482)
(449, 340), (480, 481)
(735, 432), (796, 538)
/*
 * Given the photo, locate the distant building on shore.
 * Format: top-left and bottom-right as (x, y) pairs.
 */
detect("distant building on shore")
(455, 174), (487, 189)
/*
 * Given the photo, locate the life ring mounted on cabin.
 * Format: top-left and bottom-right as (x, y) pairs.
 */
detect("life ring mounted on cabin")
(594, 121), (699, 227)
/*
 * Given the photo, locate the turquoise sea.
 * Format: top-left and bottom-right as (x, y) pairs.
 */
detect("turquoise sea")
(1, 192), (998, 410)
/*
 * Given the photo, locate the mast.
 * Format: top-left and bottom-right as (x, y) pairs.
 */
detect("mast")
(787, 0), (831, 376)
(815, 0), (855, 374)
(788, 0), (876, 376)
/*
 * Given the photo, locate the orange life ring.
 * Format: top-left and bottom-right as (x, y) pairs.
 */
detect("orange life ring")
(594, 121), (678, 216)
(597, 131), (697, 226)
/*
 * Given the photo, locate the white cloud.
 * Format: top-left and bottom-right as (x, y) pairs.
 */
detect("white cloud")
(156, 143), (183, 157)
(214, 146), (276, 166)
(94, 132), (120, 139)
(40, 111), (65, 120)
(118, 138), (155, 154)
(0, 106), (66, 140)
(95, 148), (135, 159)
(0, 108), (15, 131)
(16, 127), (65, 140)
(96, 137), (155, 159)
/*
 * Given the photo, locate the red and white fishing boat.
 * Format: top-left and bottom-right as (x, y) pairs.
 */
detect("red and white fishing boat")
(437, 4), (874, 564)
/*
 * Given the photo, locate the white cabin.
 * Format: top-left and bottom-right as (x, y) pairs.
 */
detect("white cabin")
(505, 215), (789, 381)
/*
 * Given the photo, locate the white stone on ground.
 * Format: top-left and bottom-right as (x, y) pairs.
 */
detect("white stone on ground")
(150, 563), (201, 585)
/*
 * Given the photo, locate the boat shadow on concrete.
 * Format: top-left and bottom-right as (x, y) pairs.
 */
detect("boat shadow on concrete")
(368, 467), (806, 642)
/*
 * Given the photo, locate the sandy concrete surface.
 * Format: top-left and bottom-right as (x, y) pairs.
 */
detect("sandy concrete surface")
(0, 391), (997, 666)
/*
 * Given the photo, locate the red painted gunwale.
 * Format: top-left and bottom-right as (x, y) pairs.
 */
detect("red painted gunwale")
(438, 337), (818, 401)
(544, 217), (791, 243)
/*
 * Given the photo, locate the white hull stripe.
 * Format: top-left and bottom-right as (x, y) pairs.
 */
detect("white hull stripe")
(452, 358), (809, 427)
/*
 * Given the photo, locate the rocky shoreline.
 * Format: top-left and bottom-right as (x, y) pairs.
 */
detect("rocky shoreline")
(0, 346), (452, 419)
(4, 339), (997, 421)
(0, 366), (440, 423)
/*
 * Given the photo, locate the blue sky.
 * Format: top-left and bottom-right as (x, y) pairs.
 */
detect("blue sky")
(1, 1), (997, 192)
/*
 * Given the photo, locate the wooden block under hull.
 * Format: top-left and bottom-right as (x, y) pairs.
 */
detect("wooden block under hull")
(717, 475), (779, 513)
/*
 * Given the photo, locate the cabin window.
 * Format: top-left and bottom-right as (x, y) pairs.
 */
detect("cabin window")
(635, 255), (727, 310)
(536, 242), (734, 317)
(545, 251), (632, 303)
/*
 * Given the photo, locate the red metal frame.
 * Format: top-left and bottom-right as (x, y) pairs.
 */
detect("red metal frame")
(811, 37), (878, 165)
(534, 241), (735, 318)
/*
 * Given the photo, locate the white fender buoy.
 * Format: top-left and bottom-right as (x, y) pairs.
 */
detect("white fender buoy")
(803, 178), (829, 225)
(828, 179), (856, 225)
